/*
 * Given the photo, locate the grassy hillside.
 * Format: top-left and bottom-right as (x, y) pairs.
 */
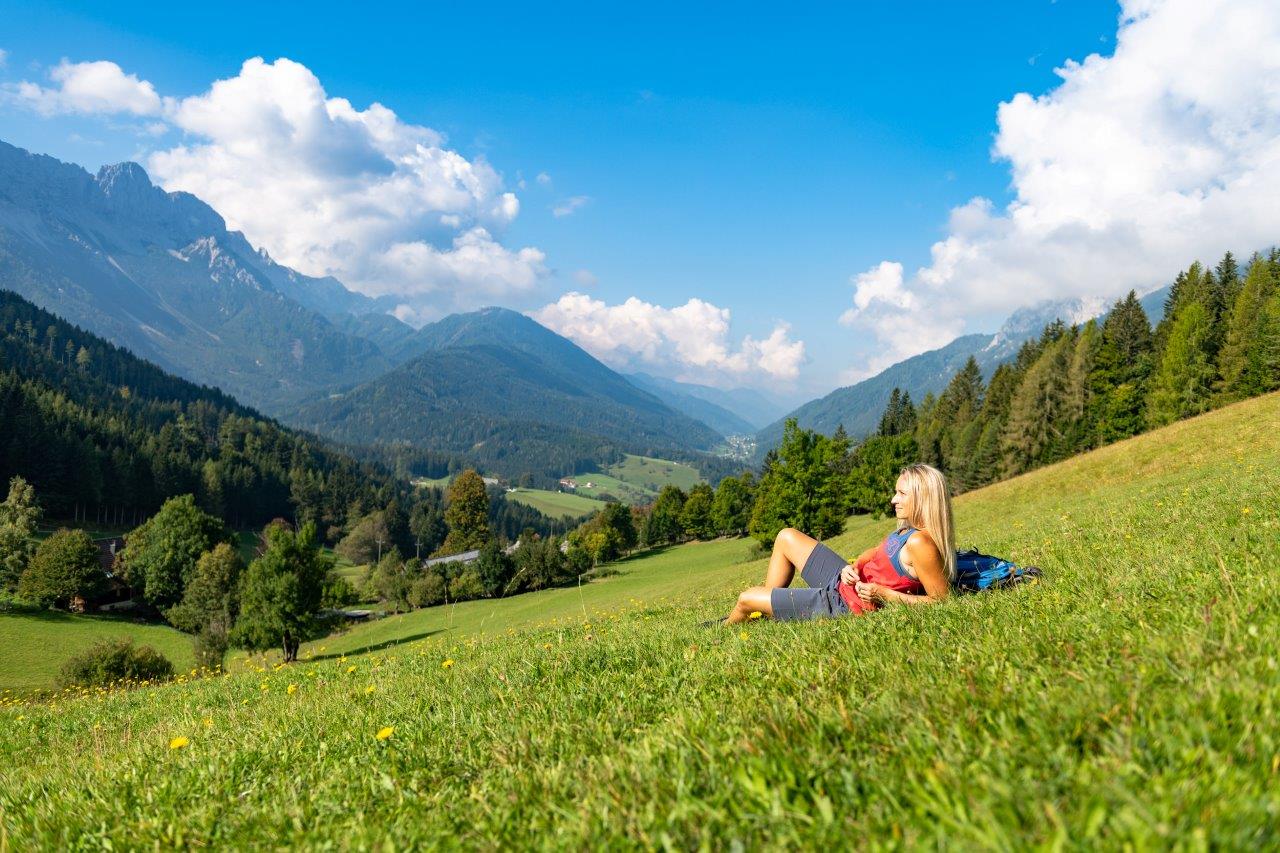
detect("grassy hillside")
(568, 453), (705, 504)
(504, 487), (607, 519)
(0, 611), (194, 692)
(3, 393), (1279, 847)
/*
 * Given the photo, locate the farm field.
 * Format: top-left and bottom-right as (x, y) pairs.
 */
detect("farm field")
(410, 475), (452, 489)
(569, 453), (706, 504)
(503, 487), (605, 519)
(2, 392), (1280, 847)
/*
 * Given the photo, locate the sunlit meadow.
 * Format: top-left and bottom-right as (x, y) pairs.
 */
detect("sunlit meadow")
(1, 393), (1278, 848)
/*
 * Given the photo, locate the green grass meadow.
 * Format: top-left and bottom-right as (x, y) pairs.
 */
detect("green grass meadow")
(2, 393), (1279, 847)
(504, 487), (606, 519)
(0, 610), (194, 692)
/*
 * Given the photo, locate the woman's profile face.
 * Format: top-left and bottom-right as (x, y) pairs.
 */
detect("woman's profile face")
(891, 475), (911, 520)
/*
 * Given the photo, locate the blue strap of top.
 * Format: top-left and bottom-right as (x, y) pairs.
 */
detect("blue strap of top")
(884, 527), (917, 578)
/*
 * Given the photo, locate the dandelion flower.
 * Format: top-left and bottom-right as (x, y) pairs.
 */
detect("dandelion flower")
(202, 717), (213, 728)
(740, 631), (749, 640)
(287, 684), (298, 695)
(365, 685), (376, 694)
(169, 736), (190, 750)
(1242, 507), (1253, 515)
(442, 660), (454, 669)
(748, 611), (762, 620)
(376, 726), (394, 741)
(346, 665), (357, 674)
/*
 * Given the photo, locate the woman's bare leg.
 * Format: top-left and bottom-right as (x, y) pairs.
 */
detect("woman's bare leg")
(764, 527), (819, 588)
(726, 586), (773, 624)
(722, 528), (819, 624)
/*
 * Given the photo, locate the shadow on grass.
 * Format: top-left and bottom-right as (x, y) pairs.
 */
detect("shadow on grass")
(0, 605), (169, 627)
(308, 630), (442, 662)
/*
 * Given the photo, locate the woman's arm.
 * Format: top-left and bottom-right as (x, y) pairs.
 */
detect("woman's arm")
(857, 535), (950, 605)
(839, 545), (881, 585)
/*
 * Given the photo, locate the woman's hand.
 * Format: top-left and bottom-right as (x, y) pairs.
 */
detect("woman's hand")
(855, 581), (884, 604)
(840, 564), (858, 585)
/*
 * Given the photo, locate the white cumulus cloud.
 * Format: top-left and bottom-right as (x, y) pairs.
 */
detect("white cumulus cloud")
(5, 55), (545, 320)
(533, 292), (805, 386)
(6, 59), (167, 116)
(842, 0), (1280, 374)
(146, 57), (540, 317)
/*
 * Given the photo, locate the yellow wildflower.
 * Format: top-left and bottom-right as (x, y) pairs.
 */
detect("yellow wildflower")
(202, 717), (213, 728)
(346, 665), (357, 674)
(748, 611), (762, 620)
(364, 685), (376, 694)
(169, 736), (189, 750)
(376, 726), (394, 741)
(287, 684), (298, 695)
(740, 631), (749, 640)
(442, 659), (454, 669)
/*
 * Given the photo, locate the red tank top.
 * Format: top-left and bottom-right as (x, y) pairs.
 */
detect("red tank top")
(836, 527), (926, 614)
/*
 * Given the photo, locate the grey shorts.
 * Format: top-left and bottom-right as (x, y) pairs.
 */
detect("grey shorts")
(770, 542), (851, 621)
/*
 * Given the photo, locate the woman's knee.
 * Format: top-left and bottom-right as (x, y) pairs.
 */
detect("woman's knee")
(737, 586), (769, 610)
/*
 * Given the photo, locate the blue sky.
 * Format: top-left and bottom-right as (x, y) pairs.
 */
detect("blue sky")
(5, 0), (1270, 399)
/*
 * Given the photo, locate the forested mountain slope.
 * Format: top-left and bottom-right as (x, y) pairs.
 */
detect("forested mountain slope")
(0, 288), (403, 530)
(292, 308), (725, 486)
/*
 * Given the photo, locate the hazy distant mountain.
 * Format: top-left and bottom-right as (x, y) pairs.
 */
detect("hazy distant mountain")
(0, 140), (393, 412)
(756, 288), (1172, 453)
(293, 307), (724, 483)
(624, 372), (791, 433)
(623, 373), (756, 437)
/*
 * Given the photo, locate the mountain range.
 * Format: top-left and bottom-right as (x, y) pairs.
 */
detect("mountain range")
(0, 140), (735, 485)
(0, 138), (1176, 482)
(291, 307), (725, 483)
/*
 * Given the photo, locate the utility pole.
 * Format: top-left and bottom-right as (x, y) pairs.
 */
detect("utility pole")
(376, 538), (384, 563)
(415, 539), (422, 560)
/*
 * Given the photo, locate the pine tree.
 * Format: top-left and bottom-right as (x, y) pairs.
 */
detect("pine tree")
(1146, 301), (1215, 427)
(1216, 255), (1278, 401)
(877, 388), (917, 436)
(878, 388), (904, 436)
(0, 476), (41, 592)
(1000, 332), (1073, 477)
(1059, 320), (1102, 455)
(956, 363), (1019, 490)
(1091, 291), (1153, 443)
(1259, 295), (1280, 392)
(935, 356), (984, 477)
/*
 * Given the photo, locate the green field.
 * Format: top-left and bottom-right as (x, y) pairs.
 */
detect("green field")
(504, 487), (605, 519)
(570, 453), (705, 504)
(0, 610), (195, 692)
(3, 393), (1280, 846)
(410, 475), (453, 489)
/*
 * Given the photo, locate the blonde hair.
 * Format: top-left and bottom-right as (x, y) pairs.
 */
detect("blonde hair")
(898, 463), (956, 582)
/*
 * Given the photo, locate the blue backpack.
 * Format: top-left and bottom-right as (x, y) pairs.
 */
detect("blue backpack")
(953, 549), (1042, 593)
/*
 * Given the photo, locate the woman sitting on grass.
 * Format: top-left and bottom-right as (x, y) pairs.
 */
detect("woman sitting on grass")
(723, 463), (956, 624)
